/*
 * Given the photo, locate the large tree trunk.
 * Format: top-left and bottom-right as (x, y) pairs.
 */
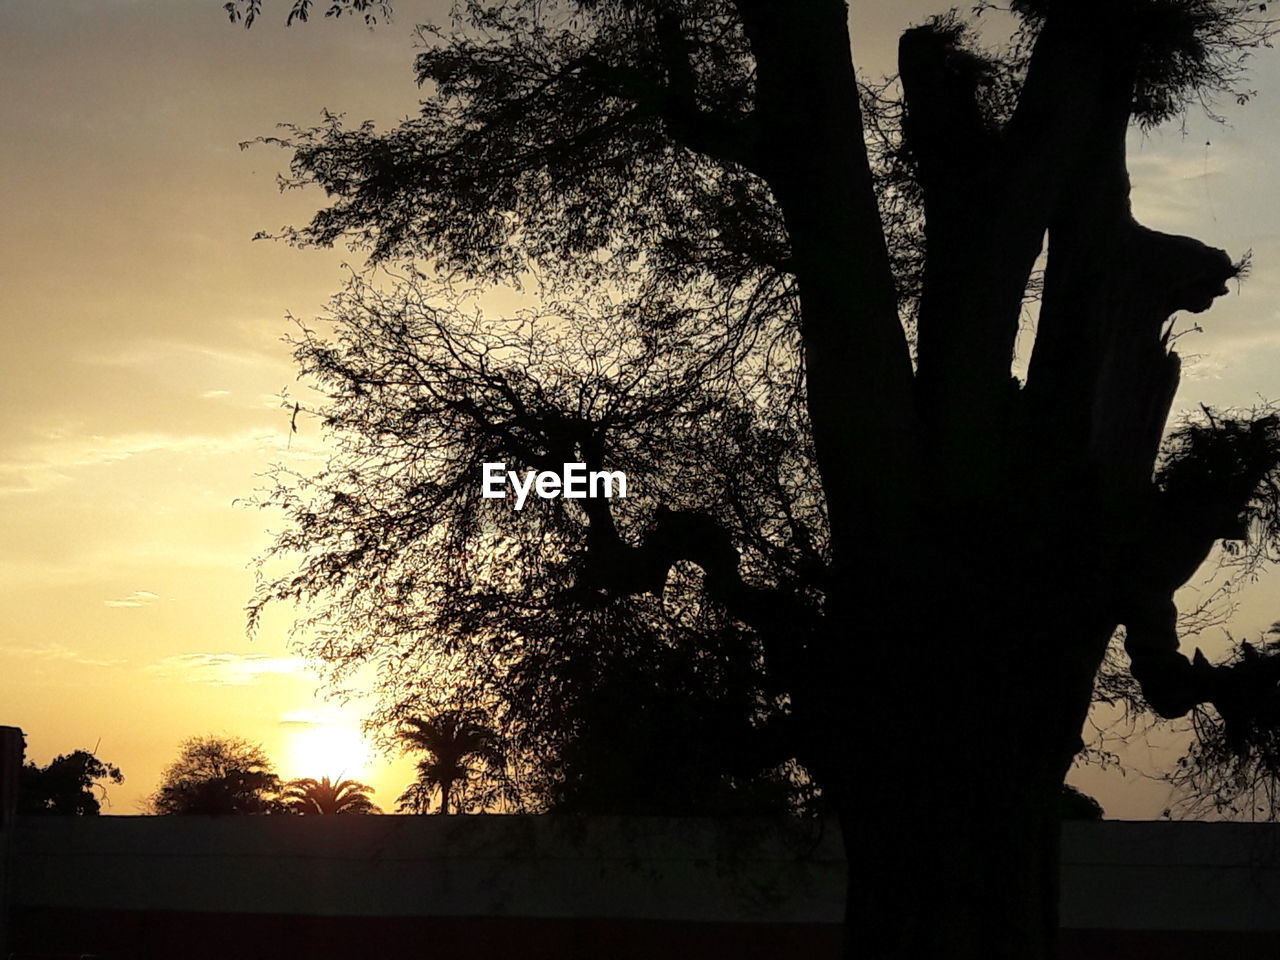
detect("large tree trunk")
(834, 739), (1068, 960)
(727, 5), (1071, 952)
(723, 4), (1243, 957)
(814, 565), (1114, 960)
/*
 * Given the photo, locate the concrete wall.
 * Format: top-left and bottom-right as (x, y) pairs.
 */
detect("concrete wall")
(7, 815), (1280, 959)
(1061, 820), (1280, 933)
(10, 816), (844, 922)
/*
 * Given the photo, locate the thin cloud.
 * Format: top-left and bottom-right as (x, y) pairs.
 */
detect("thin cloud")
(0, 643), (125, 668)
(78, 340), (277, 372)
(0, 427), (322, 496)
(147, 652), (306, 686)
(104, 590), (160, 608)
(279, 707), (343, 727)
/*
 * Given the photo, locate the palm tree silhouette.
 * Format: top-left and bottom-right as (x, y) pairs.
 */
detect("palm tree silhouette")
(282, 776), (380, 815)
(396, 709), (505, 814)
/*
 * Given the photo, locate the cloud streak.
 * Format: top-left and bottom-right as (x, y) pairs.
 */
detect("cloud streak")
(104, 590), (159, 608)
(0, 427), (323, 496)
(0, 642), (126, 668)
(147, 651), (307, 686)
(278, 706), (347, 727)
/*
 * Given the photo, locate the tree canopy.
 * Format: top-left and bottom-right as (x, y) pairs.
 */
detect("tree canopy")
(150, 735), (284, 815)
(18, 748), (124, 816)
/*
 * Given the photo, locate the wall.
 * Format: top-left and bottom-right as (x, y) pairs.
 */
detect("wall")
(6, 815), (1280, 959)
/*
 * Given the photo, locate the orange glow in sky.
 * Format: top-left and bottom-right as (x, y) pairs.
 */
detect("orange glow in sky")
(2, 0), (1279, 819)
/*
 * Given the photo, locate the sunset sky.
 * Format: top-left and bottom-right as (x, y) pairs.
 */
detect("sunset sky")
(2, 0), (1279, 817)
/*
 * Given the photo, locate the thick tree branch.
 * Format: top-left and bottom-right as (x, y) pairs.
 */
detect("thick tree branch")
(733, 0), (918, 580)
(1078, 227), (1236, 493)
(652, 10), (761, 173)
(1122, 415), (1280, 716)
(578, 502), (816, 624)
(898, 23), (992, 193)
(902, 20), (1037, 480)
(1021, 7), (1238, 485)
(577, 53), (762, 174)
(572, 497), (817, 695)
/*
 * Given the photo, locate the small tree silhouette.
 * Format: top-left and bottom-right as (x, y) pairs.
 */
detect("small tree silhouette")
(151, 735), (283, 815)
(18, 748), (123, 816)
(396, 710), (506, 814)
(282, 775), (380, 814)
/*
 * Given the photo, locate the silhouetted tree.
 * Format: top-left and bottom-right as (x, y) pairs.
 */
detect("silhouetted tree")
(282, 775), (380, 814)
(151, 736), (284, 815)
(18, 748), (123, 816)
(244, 2), (1280, 956)
(395, 710), (507, 814)
(255, 278), (810, 815)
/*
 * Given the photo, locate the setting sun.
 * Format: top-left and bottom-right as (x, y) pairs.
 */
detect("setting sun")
(283, 723), (373, 782)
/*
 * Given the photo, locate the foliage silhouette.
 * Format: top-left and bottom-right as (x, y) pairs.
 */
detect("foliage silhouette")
(224, 0), (391, 28)
(245, 1), (1280, 957)
(150, 735), (284, 815)
(282, 775), (381, 814)
(18, 748), (123, 816)
(253, 276), (812, 815)
(1164, 623), (1280, 819)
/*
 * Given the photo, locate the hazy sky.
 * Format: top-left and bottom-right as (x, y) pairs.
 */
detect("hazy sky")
(2, 0), (1279, 817)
